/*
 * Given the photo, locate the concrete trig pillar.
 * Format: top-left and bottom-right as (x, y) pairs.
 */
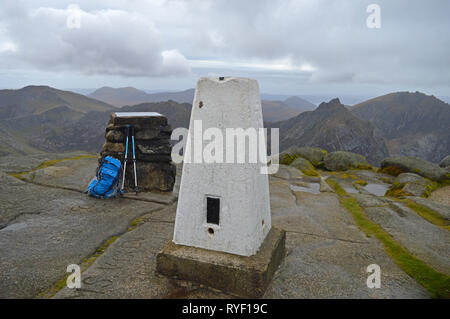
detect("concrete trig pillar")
(157, 77), (285, 298)
(173, 77), (271, 256)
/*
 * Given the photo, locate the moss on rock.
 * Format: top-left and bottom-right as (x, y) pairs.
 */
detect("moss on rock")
(324, 151), (372, 171)
(278, 146), (328, 168)
(353, 179), (368, 186)
(381, 156), (449, 182)
(290, 157), (320, 177)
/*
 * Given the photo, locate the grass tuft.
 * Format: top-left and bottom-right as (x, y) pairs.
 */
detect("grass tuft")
(403, 199), (450, 231)
(9, 155), (97, 180)
(35, 235), (119, 299)
(340, 173), (359, 180)
(353, 179), (368, 186)
(326, 178), (450, 298)
(302, 169), (320, 177)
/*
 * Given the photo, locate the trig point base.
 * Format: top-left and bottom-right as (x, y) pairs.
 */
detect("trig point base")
(156, 227), (286, 298)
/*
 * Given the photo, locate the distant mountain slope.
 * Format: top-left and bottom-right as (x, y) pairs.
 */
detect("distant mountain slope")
(350, 92), (450, 163)
(283, 96), (316, 112)
(0, 99), (193, 155)
(120, 101), (192, 130)
(143, 89), (195, 104)
(269, 98), (389, 165)
(0, 86), (115, 155)
(88, 87), (150, 107)
(262, 100), (303, 122)
(1, 106), (91, 152)
(0, 125), (42, 157)
(262, 97), (316, 122)
(0, 86), (114, 119)
(89, 86), (316, 122)
(89, 87), (195, 106)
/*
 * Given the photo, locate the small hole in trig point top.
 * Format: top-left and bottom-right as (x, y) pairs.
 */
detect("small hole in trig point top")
(219, 77), (224, 80)
(208, 228), (214, 235)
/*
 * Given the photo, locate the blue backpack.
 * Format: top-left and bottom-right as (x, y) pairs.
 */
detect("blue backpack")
(86, 156), (122, 199)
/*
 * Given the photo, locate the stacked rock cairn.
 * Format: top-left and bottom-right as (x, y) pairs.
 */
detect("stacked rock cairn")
(100, 112), (176, 192)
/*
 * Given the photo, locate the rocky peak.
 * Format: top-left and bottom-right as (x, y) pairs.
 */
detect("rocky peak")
(316, 98), (344, 112)
(269, 97), (390, 165)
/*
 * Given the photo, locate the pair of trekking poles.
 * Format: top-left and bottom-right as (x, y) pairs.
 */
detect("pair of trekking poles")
(120, 124), (138, 195)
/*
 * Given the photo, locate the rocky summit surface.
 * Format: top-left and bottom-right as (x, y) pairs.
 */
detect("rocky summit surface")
(0, 152), (449, 299)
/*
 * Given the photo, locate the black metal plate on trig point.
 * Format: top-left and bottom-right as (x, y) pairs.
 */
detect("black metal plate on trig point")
(206, 197), (220, 225)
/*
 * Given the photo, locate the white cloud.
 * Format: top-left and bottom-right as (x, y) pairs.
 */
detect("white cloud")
(189, 58), (316, 74)
(0, 0), (449, 94)
(161, 49), (191, 76)
(0, 2), (191, 77)
(0, 42), (16, 53)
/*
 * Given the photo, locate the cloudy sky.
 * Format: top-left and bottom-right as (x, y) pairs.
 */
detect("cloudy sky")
(0, 0), (449, 98)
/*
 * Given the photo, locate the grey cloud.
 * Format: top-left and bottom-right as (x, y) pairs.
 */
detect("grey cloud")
(0, 1), (191, 77)
(180, 0), (450, 87)
(0, 0), (449, 93)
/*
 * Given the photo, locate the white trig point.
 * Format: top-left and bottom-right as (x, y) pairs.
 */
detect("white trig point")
(173, 77), (272, 256)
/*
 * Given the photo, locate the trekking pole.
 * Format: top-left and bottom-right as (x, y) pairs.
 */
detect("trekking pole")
(120, 125), (130, 195)
(131, 125), (139, 195)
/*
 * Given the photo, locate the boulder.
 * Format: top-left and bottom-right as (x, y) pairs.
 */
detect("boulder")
(110, 112), (168, 127)
(386, 173), (436, 198)
(271, 164), (304, 180)
(279, 146), (328, 167)
(381, 156), (449, 182)
(136, 141), (172, 156)
(319, 177), (334, 192)
(279, 148), (298, 165)
(98, 151), (125, 163)
(102, 142), (125, 153)
(135, 154), (172, 163)
(324, 151), (372, 171)
(105, 130), (125, 143)
(135, 128), (171, 141)
(296, 147), (327, 167)
(100, 112), (176, 192)
(440, 155), (450, 168)
(290, 157), (319, 176)
(402, 183), (428, 197)
(395, 173), (429, 186)
(124, 161), (176, 192)
(105, 123), (115, 132)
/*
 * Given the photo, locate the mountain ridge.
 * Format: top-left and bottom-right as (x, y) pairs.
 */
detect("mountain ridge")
(89, 87), (195, 107)
(89, 86), (316, 121)
(269, 98), (389, 165)
(1, 86), (447, 166)
(0, 85), (115, 120)
(350, 91), (450, 163)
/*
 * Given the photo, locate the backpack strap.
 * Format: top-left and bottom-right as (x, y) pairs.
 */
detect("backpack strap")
(100, 171), (121, 197)
(91, 158), (108, 197)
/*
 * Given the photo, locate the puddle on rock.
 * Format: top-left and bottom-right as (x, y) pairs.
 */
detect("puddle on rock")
(0, 222), (27, 232)
(290, 182), (321, 195)
(363, 183), (390, 197)
(342, 185), (359, 194)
